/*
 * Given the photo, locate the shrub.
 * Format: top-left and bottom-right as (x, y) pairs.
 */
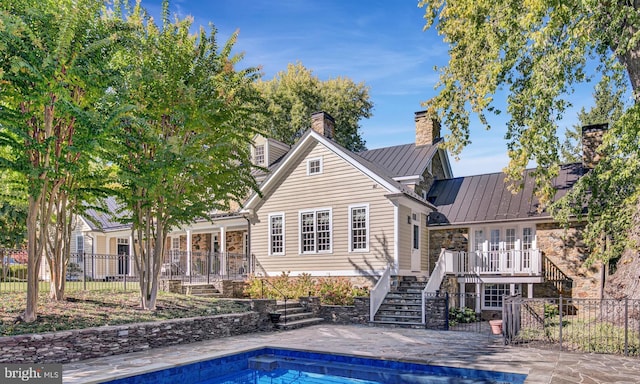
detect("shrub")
(449, 307), (478, 326)
(244, 273), (368, 305)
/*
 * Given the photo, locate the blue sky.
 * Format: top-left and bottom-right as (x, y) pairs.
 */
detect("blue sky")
(142, 0), (596, 177)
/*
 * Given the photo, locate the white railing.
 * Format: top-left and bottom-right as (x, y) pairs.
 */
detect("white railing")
(446, 249), (542, 275)
(369, 264), (392, 322)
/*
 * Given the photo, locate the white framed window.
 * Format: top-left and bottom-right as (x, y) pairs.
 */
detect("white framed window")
(522, 227), (534, 250)
(254, 145), (265, 165)
(349, 204), (369, 252)
(268, 213), (285, 255)
(307, 157), (323, 175)
(171, 237), (180, 262)
(483, 283), (519, 310)
(299, 208), (332, 254)
(76, 235), (84, 254)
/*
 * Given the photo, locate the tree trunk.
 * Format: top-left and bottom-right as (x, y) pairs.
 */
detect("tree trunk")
(23, 196), (42, 323)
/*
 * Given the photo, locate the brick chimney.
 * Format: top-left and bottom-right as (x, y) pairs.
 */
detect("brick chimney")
(415, 110), (440, 146)
(582, 123), (608, 169)
(311, 111), (335, 139)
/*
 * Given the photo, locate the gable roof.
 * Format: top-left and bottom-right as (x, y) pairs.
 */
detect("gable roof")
(243, 129), (437, 212)
(82, 196), (130, 232)
(358, 139), (443, 179)
(427, 163), (584, 225)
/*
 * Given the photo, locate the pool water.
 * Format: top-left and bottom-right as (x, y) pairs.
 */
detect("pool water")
(103, 347), (527, 384)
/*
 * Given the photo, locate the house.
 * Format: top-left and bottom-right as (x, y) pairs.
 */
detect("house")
(71, 110), (603, 319)
(242, 111), (451, 282)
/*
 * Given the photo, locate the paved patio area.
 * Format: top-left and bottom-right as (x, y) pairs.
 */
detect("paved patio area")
(63, 324), (640, 383)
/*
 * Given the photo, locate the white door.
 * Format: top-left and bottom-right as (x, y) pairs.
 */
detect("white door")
(411, 211), (421, 272)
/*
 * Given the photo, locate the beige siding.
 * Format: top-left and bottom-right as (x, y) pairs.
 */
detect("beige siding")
(252, 143), (396, 276)
(397, 205), (412, 270)
(268, 142), (288, 166)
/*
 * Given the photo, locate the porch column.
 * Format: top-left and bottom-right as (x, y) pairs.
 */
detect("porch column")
(220, 226), (227, 278)
(459, 282), (466, 308)
(528, 283), (534, 298)
(475, 282), (481, 310)
(186, 229), (192, 276)
(105, 236), (110, 276)
(129, 235), (134, 276)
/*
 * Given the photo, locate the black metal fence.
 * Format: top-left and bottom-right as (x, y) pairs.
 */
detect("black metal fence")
(0, 249), (252, 293)
(503, 295), (640, 356)
(424, 292), (488, 333)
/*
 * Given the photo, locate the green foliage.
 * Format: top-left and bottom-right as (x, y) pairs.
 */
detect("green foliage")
(0, 264), (27, 282)
(448, 307), (478, 326)
(255, 62), (373, 151)
(544, 303), (559, 319)
(560, 77), (628, 163)
(105, 1), (264, 309)
(552, 106), (640, 264)
(419, 0), (639, 208)
(244, 272), (369, 306)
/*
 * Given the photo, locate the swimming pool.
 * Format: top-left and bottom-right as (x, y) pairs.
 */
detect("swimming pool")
(102, 347), (527, 384)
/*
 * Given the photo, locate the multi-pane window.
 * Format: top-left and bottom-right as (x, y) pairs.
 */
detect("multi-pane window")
(300, 209), (331, 253)
(307, 158), (322, 175)
(76, 235), (84, 262)
(269, 214), (284, 255)
(483, 283), (512, 309)
(350, 206), (368, 251)
(474, 230), (485, 251)
(413, 225), (419, 250)
(505, 228), (516, 250)
(254, 145), (265, 165)
(522, 227), (533, 250)
(484, 283), (520, 309)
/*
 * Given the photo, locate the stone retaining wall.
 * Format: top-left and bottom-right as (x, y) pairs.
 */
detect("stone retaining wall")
(318, 297), (370, 325)
(0, 299), (277, 364)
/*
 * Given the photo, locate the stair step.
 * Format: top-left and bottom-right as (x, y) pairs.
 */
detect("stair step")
(370, 320), (425, 329)
(275, 317), (323, 331)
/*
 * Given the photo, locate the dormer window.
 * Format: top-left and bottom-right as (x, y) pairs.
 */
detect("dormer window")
(307, 157), (322, 175)
(254, 145), (265, 165)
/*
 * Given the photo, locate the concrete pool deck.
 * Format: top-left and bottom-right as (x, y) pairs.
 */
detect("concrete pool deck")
(63, 324), (640, 383)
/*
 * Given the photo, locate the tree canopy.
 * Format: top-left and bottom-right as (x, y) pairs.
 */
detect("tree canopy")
(106, 1), (263, 310)
(420, 0), (640, 296)
(255, 62), (373, 152)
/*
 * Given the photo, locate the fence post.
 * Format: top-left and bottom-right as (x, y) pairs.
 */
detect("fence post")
(83, 252), (87, 291)
(625, 297), (629, 356)
(123, 255), (127, 291)
(558, 295), (563, 351)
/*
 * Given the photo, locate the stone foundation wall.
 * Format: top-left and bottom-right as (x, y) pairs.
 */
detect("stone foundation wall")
(0, 300), (277, 364)
(425, 295), (448, 330)
(536, 223), (602, 299)
(428, 228), (468, 274)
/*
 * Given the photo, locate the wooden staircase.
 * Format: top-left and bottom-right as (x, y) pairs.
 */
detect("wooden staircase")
(273, 301), (324, 331)
(371, 276), (427, 328)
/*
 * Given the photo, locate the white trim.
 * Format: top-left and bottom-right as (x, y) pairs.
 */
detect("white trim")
(243, 131), (402, 210)
(262, 269), (387, 277)
(393, 201), (399, 273)
(268, 212), (285, 256)
(482, 283), (520, 310)
(393, 175), (422, 182)
(348, 203), (370, 253)
(76, 234), (85, 254)
(298, 207), (333, 255)
(306, 156), (323, 175)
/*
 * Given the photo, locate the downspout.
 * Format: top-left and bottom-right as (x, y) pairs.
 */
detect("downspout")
(245, 216), (252, 275)
(393, 202), (399, 274)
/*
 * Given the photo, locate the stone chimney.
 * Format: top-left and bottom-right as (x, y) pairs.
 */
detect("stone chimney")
(311, 111), (335, 139)
(415, 110), (441, 146)
(582, 123), (608, 169)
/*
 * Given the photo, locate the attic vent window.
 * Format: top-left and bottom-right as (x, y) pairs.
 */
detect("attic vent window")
(307, 157), (322, 175)
(254, 145), (265, 165)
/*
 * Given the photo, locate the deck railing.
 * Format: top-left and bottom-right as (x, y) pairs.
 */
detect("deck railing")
(444, 249), (541, 276)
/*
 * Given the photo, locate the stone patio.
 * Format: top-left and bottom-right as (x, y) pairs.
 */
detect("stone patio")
(63, 324), (640, 383)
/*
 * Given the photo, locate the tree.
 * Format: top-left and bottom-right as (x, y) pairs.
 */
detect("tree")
(255, 62), (373, 152)
(0, 0), (122, 320)
(107, 2), (262, 310)
(560, 77), (628, 163)
(419, 0), (640, 298)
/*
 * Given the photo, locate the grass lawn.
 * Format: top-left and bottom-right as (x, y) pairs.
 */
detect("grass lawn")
(0, 290), (251, 337)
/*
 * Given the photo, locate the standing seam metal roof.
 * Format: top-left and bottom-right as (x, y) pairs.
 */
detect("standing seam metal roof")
(358, 139), (442, 178)
(427, 163), (584, 225)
